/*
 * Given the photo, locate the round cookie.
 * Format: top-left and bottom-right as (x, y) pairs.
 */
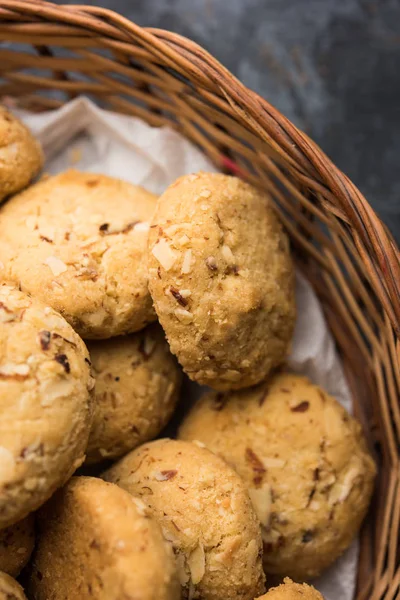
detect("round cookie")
(178, 372), (376, 580)
(0, 572), (27, 600)
(86, 324), (182, 464)
(0, 514), (34, 577)
(0, 170), (157, 339)
(257, 578), (323, 599)
(147, 171), (295, 390)
(0, 106), (43, 202)
(28, 476), (180, 600)
(0, 285), (93, 528)
(104, 438), (266, 600)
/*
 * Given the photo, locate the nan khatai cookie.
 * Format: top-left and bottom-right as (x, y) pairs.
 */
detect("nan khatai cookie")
(257, 578), (323, 599)
(147, 172), (295, 390)
(0, 170), (157, 338)
(104, 439), (265, 600)
(28, 477), (180, 600)
(0, 514), (34, 577)
(86, 324), (182, 464)
(0, 572), (27, 600)
(0, 286), (93, 528)
(0, 106), (43, 202)
(179, 372), (376, 580)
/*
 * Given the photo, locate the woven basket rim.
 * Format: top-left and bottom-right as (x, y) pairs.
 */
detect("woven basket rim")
(0, 0), (399, 338)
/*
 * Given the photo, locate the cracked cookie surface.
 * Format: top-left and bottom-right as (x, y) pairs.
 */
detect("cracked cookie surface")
(0, 514), (34, 577)
(86, 324), (182, 464)
(179, 372), (376, 580)
(0, 572), (27, 600)
(104, 438), (266, 600)
(0, 286), (93, 528)
(28, 476), (180, 600)
(0, 170), (157, 338)
(147, 172), (295, 390)
(256, 577), (323, 599)
(0, 106), (43, 202)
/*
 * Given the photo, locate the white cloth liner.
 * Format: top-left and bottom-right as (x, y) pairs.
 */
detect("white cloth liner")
(18, 97), (358, 599)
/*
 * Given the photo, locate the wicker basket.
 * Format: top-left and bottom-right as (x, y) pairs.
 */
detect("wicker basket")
(0, 1), (399, 597)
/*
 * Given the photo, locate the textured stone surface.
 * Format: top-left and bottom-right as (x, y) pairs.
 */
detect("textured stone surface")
(61, 0), (400, 240)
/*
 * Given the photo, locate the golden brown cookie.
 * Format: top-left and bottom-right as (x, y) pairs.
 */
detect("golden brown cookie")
(0, 514), (34, 577)
(104, 438), (266, 600)
(147, 172), (295, 390)
(28, 476), (180, 600)
(0, 285), (93, 528)
(179, 372), (376, 580)
(257, 577), (323, 599)
(86, 324), (182, 464)
(0, 170), (157, 338)
(0, 572), (27, 600)
(0, 106), (43, 202)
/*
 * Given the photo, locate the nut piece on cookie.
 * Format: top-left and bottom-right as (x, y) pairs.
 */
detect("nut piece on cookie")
(28, 477), (180, 600)
(147, 172), (295, 390)
(104, 438), (266, 600)
(179, 372), (376, 580)
(0, 514), (34, 577)
(0, 106), (43, 202)
(86, 324), (182, 464)
(256, 577), (324, 599)
(0, 285), (93, 528)
(0, 572), (27, 600)
(0, 170), (158, 338)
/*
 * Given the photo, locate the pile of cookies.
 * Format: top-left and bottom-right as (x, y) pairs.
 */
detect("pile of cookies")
(0, 107), (376, 600)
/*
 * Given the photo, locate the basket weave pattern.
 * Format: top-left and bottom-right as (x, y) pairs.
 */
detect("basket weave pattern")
(0, 2), (399, 598)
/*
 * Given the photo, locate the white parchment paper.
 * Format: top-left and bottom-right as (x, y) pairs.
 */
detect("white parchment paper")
(18, 97), (357, 599)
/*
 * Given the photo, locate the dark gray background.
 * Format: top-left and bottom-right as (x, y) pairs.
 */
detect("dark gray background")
(62, 0), (400, 240)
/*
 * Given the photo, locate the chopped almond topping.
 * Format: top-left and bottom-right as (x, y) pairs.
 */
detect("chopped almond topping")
(181, 249), (192, 274)
(152, 238), (178, 271)
(44, 256), (68, 276)
(188, 543), (205, 584)
(221, 245), (235, 264)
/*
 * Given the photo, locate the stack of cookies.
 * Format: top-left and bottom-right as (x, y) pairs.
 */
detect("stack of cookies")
(0, 107), (376, 600)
